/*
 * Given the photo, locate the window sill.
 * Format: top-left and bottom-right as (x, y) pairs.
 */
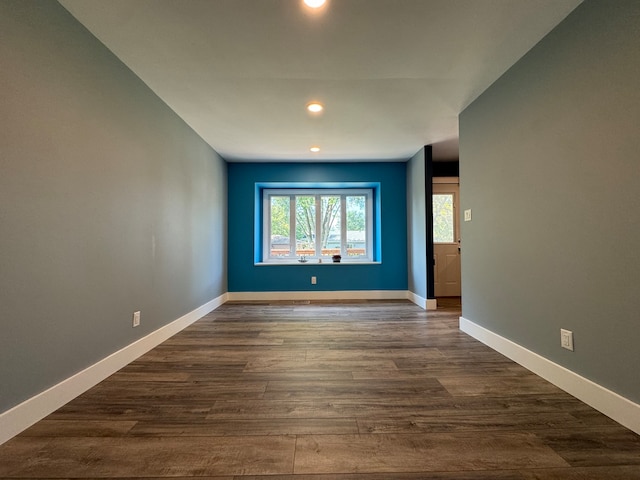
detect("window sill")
(255, 261), (381, 266)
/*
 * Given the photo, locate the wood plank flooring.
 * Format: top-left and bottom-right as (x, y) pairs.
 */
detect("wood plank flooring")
(2, 299), (640, 479)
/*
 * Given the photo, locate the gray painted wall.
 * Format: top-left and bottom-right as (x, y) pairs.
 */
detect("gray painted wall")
(407, 148), (427, 299)
(0, 1), (227, 412)
(460, 0), (640, 403)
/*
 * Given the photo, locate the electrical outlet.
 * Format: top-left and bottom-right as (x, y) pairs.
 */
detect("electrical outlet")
(464, 209), (472, 222)
(311, 276), (317, 285)
(132, 311), (141, 328)
(560, 328), (573, 351)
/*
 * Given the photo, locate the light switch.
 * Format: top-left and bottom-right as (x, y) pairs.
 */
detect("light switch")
(561, 329), (574, 351)
(464, 209), (472, 222)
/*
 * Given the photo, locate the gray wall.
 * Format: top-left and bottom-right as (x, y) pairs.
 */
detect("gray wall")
(407, 148), (427, 299)
(460, 0), (640, 403)
(0, 1), (227, 412)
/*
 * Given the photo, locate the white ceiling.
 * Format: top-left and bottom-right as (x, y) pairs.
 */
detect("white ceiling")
(59, 0), (582, 162)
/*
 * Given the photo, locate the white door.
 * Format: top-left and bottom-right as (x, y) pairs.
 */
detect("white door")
(433, 181), (461, 297)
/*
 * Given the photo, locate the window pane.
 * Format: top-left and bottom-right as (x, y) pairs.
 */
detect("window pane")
(263, 187), (374, 263)
(270, 196), (290, 257)
(295, 196), (316, 256)
(346, 196), (366, 257)
(321, 196), (341, 257)
(433, 194), (454, 243)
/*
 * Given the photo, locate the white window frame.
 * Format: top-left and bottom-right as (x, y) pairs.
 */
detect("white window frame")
(262, 188), (373, 263)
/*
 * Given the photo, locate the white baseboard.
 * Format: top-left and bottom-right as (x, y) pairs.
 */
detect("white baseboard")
(0, 293), (228, 446)
(227, 290), (409, 302)
(228, 290), (437, 310)
(460, 316), (640, 436)
(407, 291), (438, 310)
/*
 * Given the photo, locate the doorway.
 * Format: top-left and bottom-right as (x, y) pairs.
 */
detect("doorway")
(433, 178), (461, 297)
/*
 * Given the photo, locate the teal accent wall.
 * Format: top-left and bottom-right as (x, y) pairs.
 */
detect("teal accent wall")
(228, 163), (408, 292)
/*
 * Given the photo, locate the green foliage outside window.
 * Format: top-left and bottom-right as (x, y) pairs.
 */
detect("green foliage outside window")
(433, 194), (454, 243)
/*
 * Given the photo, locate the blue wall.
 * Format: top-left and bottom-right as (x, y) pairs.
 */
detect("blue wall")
(228, 162), (408, 292)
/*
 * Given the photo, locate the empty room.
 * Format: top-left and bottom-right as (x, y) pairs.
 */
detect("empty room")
(1, 0), (639, 478)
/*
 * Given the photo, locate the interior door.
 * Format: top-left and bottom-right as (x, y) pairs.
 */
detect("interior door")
(433, 181), (461, 297)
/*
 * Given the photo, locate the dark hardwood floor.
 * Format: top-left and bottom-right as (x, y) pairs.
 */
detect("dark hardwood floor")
(2, 299), (640, 479)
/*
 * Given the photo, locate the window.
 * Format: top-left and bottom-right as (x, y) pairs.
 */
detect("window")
(263, 188), (373, 262)
(432, 193), (455, 243)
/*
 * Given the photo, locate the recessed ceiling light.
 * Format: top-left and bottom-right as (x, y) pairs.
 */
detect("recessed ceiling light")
(310, 146), (321, 153)
(307, 102), (324, 113)
(303, 0), (326, 8)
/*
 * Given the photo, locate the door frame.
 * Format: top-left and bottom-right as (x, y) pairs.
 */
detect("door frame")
(433, 177), (461, 297)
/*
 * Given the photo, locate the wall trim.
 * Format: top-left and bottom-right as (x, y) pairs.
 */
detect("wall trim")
(227, 290), (437, 310)
(459, 316), (640, 436)
(0, 293), (228, 446)
(407, 291), (437, 310)
(227, 290), (408, 303)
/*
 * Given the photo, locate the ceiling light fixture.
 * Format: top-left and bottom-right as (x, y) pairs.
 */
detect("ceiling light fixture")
(303, 0), (326, 8)
(310, 146), (321, 153)
(307, 102), (324, 113)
